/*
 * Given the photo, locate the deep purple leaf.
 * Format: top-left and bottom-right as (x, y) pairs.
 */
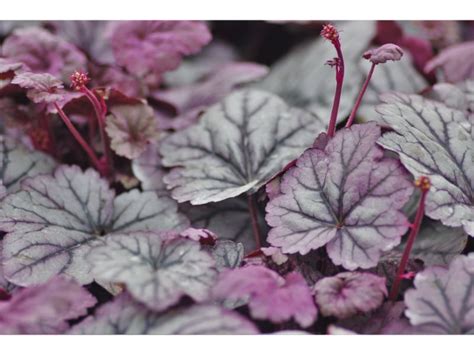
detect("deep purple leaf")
(266, 123), (413, 269)
(11, 72), (65, 104)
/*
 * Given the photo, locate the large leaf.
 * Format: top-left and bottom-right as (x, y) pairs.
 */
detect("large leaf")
(0, 135), (56, 194)
(266, 123), (413, 269)
(70, 293), (258, 334)
(87, 232), (217, 311)
(404, 254), (474, 334)
(181, 196), (267, 251)
(0, 165), (188, 286)
(257, 21), (375, 122)
(357, 56), (427, 122)
(0, 276), (96, 334)
(161, 89), (325, 204)
(394, 219), (467, 266)
(377, 93), (474, 236)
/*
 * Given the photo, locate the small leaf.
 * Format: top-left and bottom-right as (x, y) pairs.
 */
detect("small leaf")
(0, 165), (188, 286)
(314, 272), (387, 319)
(0, 276), (96, 334)
(132, 143), (168, 196)
(266, 123), (413, 269)
(257, 21), (375, 122)
(0, 135), (56, 194)
(11, 72), (65, 104)
(405, 254), (474, 334)
(87, 232), (217, 311)
(161, 89), (325, 204)
(210, 240), (244, 271)
(213, 265), (317, 327)
(181, 196), (267, 251)
(106, 103), (160, 159)
(70, 293), (258, 334)
(377, 93), (474, 236)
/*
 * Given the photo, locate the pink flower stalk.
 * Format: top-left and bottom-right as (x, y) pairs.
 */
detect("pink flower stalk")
(70, 71), (113, 176)
(389, 176), (430, 301)
(346, 44), (404, 128)
(321, 24), (344, 138)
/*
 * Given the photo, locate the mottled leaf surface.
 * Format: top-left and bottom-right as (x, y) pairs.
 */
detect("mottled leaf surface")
(257, 21), (375, 122)
(210, 240), (244, 270)
(377, 93), (474, 236)
(71, 293), (258, 335)
(0, 165), (187, 286)
(405, 254), (474, 334)
(267, 123), (413, 269)
(0, 276), (96, 334)
(161, 89), (325, 204)
(314, 272), (387, 318)
(87, 232), (217, 311)
(0, 135), (56, 193)
(358, 56), (427, 122)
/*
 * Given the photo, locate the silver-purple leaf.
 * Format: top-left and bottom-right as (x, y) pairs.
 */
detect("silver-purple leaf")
(211, 240), (244, 270)
(182, 196), (266, 251)
(0, 135), (56, 194)
(70, 293), (258, 335)
(405, 254), (474, 334)
(0, 165), (188, 286)
(314, 272), (387, 319)
(429, 81), (474, 117)
(394, 219), (467, 266)
(266, 123), (413, 269)
(87, 232), (217, 311)
(161, 89), (325, 204)
(377, 93), (474, 236)
(131, 143), (168, 196)
(358, 55), (427, 122)
(257, 21), (375, 122)
(0, 276), (96, 334)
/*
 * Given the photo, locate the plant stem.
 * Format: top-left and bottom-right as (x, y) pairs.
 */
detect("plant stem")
(389, 178), (430, 301)
(327, 40), (345, 138)
(54, 103), (103, 173)
(81, 87), (113, 176)
(345, 62), (376, 129)
(247, 194), (262, 249)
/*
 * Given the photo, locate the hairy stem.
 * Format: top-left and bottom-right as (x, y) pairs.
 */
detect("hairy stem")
(54, 103), (103, 174)
(345, 62), (376, 129)
(81, 87), (113, 176)
(389, 180), (430, 301)
(327, 41), (345, 138)
(247, 194), (262, 249)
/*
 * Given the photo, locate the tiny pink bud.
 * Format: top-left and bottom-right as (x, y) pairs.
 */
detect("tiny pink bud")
(363, 44), (404, 64)
(70, 70), (90, 90)
(321, 24), (339, 42)
(401, 271), (416, 280)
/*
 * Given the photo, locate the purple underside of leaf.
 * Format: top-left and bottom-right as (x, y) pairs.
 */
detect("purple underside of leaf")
(314, 271), (387, 319)
(425, 41), (474, 83)
(70, 292), (258, 335)
(87, 232), (217, 311)
(266, 122), (413, 270)
(213, 265), (317, 327)
(404, 253), (474, 334)
(0, 165), (188, 286)
(377, 92), (474, 236)
(160, 89), (325, 205)
(0, 276), (96, 334)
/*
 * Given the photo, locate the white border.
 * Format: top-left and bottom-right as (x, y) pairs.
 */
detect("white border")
(0, 0), (472, 20)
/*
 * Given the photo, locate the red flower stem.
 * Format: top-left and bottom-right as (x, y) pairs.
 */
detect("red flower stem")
(247, 194), (262, 249)
(81, 88), (113, 176)
(327, 40), (345, 138)
(345, 62), (376, 129)
(389, 179), (430, 301)
(54, 103), (103, 173)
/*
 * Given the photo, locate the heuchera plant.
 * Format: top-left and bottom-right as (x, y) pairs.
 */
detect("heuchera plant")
(0, 20), (474, 335)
